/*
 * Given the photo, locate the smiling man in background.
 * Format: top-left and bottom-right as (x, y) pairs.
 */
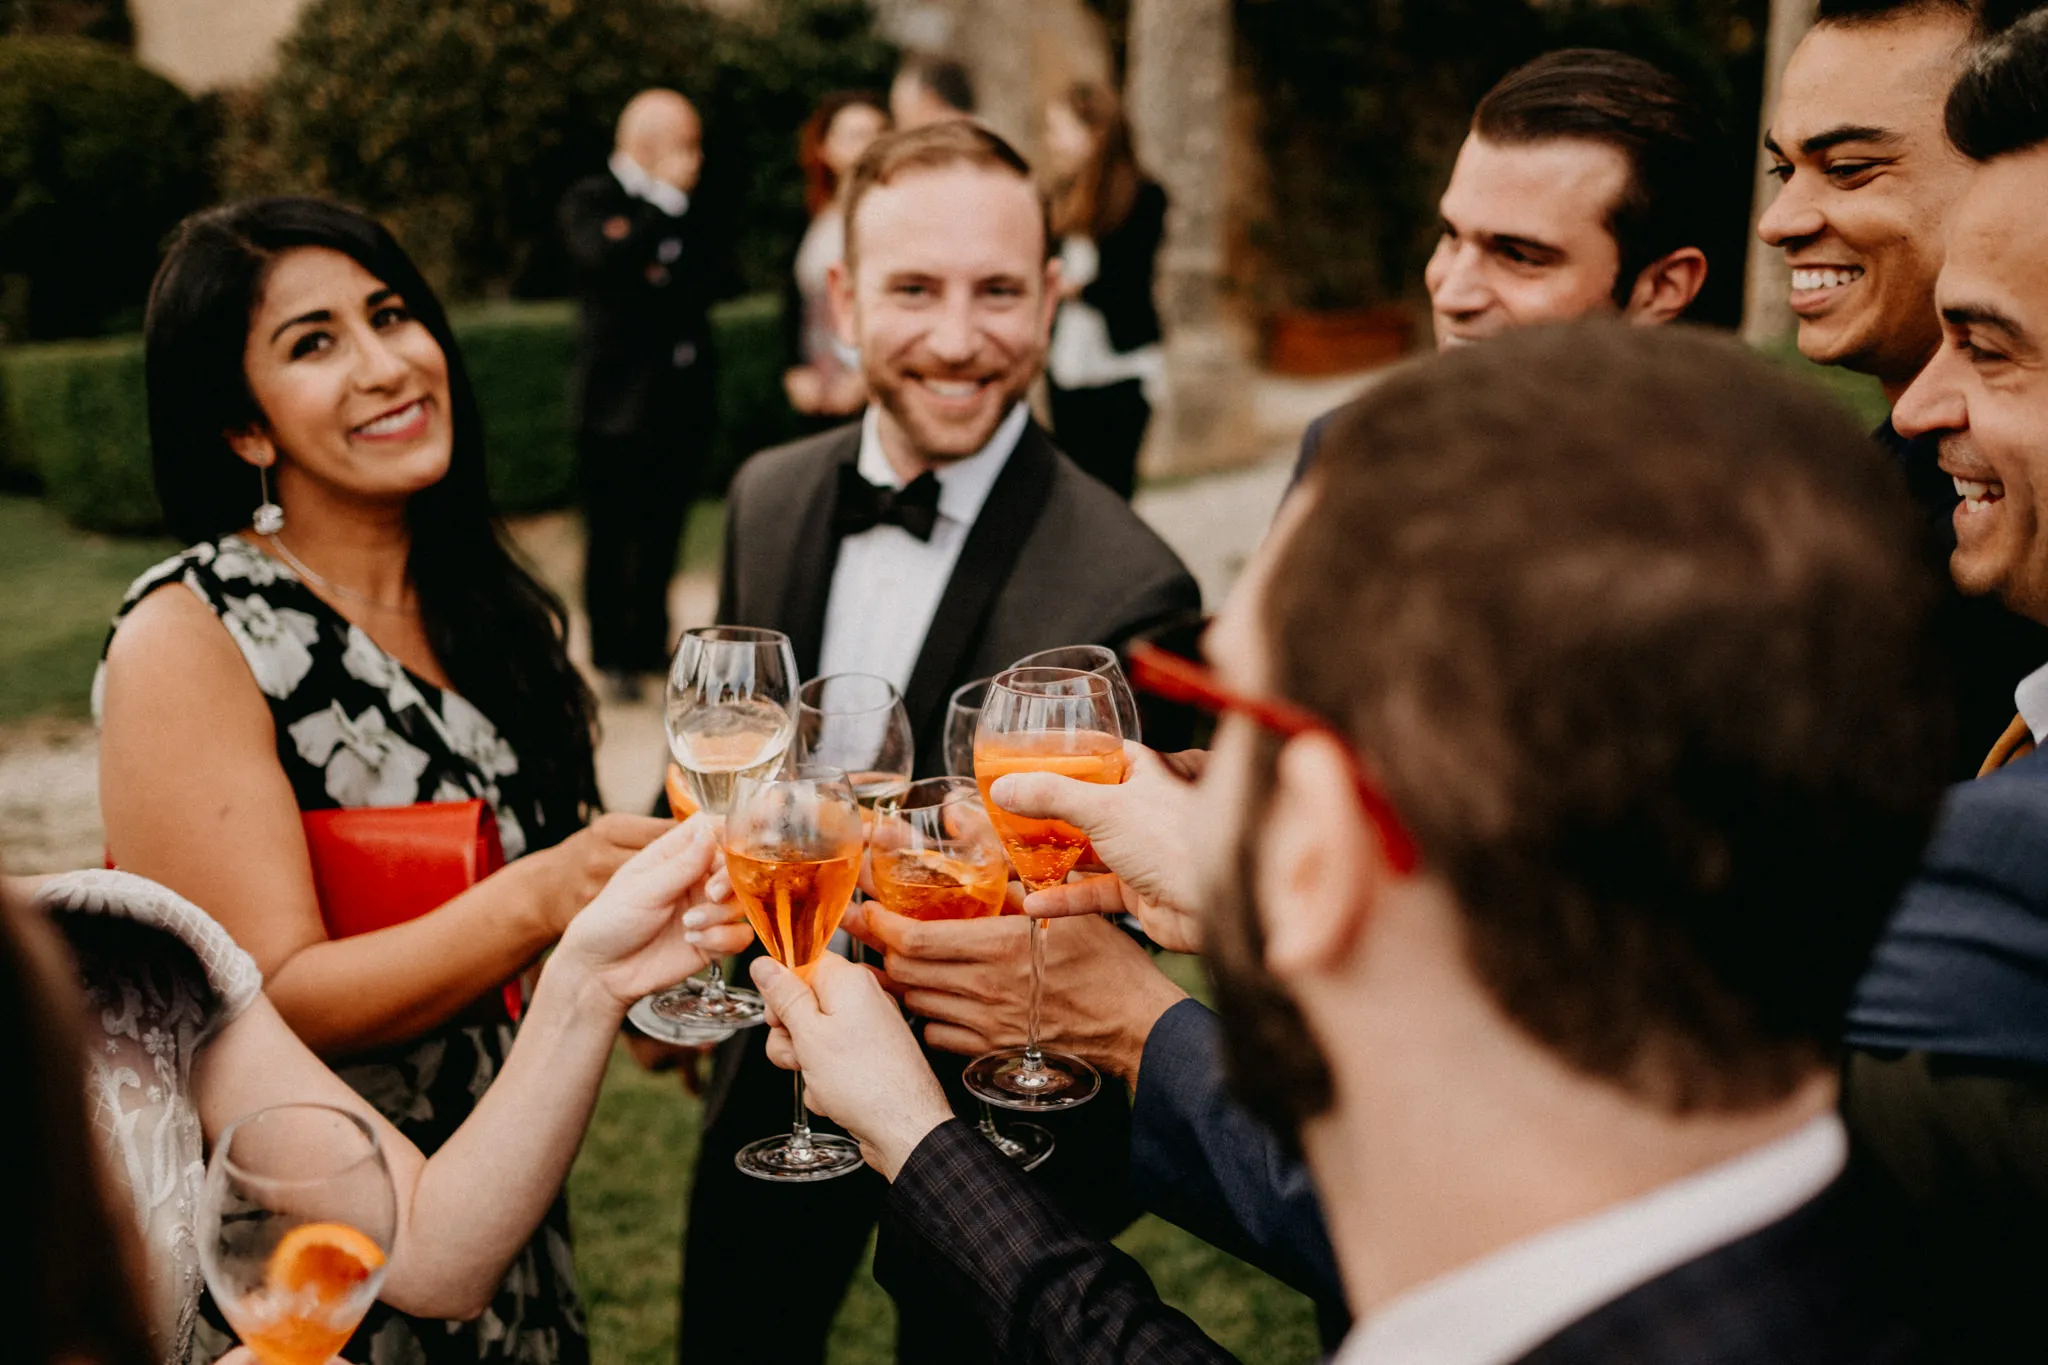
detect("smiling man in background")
(1758, 0), (2048, 775)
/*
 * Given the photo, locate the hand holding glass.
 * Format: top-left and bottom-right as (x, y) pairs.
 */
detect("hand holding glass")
(729, 764), (869, 1182)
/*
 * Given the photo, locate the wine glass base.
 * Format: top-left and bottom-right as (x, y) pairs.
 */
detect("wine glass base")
(981, 1119), (1054, 1171)
(963, 1047), (1101, 1112)
(735, 1132), (865, 1183)
(626, 991), (737, 1047)
(634, 979), (766, 1033)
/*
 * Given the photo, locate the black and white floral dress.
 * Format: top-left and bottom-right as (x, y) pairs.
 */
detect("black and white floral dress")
(96, 535), (590, 1365)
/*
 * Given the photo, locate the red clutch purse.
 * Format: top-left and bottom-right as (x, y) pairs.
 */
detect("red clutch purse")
(301, 799), (524, 1022)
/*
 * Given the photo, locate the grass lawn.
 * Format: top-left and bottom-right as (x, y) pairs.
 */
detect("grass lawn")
(569, 952), (1324, 1365)
(0, 494), (176, 723)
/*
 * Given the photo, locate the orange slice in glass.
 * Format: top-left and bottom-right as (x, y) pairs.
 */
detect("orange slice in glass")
(665, 763), (701, 820)
(268, 1221), (386, 1301)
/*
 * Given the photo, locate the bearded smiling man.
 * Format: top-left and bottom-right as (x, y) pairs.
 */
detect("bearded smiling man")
(670, 120), (1197, 1365)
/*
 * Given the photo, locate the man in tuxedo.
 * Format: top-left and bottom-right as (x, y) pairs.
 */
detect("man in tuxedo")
(560, 89), (731, 700)
(761, 321), (1949, 1363)
(677, 120), (1199, 1365)
(1757, 0), (2048, 777)
(1292, 48), (1735, 481)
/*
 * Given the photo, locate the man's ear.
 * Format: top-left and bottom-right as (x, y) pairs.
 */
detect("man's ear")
(827, 258), (859, 350)
(1623, 246), (1708, 325)
(224, 425), (276, 470)
(1257, 732), (1380, 981)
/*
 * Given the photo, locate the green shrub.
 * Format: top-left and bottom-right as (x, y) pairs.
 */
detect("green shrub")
(0, 293), (800, 533)
(0, 36), (212, 340)
(234, 0), (893, 301)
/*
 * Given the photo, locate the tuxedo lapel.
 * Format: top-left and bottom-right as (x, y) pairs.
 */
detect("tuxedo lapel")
(778, 426), (863, 677)
(902, 422), (1058, 754)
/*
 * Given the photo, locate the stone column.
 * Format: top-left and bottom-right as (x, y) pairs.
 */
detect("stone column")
(1126, 0), (1258, 476)
(1740, 0), (1819, 347)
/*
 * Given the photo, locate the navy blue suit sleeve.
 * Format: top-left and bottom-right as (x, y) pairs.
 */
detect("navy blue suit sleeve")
(1131, 1000), (1345, 1307)
(1849, 754), (2048, 1066)
(884, 1119), (1239, 1365)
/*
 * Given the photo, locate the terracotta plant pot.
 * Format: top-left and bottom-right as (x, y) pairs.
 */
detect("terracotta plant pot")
(1263, 304), (1416, 377)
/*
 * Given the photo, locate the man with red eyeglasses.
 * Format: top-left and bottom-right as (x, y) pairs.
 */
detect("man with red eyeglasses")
(755, 322), (1950, 1363)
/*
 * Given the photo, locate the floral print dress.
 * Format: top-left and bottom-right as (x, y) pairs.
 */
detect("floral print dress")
(96, 535), (589, 1365)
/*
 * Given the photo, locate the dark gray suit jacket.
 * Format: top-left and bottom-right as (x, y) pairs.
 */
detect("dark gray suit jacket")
(716, 414), (1201, 771)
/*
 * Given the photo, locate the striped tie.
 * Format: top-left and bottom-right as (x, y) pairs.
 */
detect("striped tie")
(1980, 712), (2036, 777)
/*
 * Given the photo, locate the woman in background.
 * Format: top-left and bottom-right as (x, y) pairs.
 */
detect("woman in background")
(1043, 81), (1168, 501)
(96, 196), (674, 1363)
(783, 90), (889, 423)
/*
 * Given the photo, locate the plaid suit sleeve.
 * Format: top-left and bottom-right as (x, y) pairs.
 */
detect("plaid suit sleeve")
(886, 1119), (1241, 1365)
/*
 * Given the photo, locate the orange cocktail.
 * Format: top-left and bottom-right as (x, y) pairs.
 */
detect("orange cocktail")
(975, 735), (1126, 891)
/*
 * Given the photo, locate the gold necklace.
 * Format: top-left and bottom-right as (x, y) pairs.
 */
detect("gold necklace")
(266, 534), (420, 616)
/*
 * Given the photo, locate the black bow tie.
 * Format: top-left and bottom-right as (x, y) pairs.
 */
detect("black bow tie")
(834, 465), (942, 542)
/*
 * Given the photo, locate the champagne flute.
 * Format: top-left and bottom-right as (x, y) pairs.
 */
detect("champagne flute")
(967, 667), (1125, 1110)
(630, 625), (799, 1041)
(943, 677), (994, 782)
(1008, 644), (1142, 746)
(871, 777), (1055, 1170)
(197, 1103), (397, 1365)
(795, 673), (914, 811)
(729, 764), (870, 1182)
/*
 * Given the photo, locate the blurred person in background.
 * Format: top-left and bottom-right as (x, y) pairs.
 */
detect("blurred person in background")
(560, 88), (732, 702)
(889, 52), (976, 129)
(1042, 81), (1168, 501)
(5, 820), (747, 1365)
(1758, 0), (2048, 778)
(784, 91), (890, 425)
(97, 195), (679, 1364)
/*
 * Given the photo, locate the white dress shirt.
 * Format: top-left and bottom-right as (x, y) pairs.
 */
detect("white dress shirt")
(815, 402), (1031, 694)
(2014, 660), (2048, 743)
(1332, 1113), (1848, 1365)
(609, 150), (690, 218)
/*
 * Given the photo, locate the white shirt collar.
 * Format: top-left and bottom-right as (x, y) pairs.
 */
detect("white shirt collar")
(854, 401), (1029, 530)
(2015, 661), (2048, 744)
(609, 150), (690, 218)
(1333, 1113), (1848, 1365)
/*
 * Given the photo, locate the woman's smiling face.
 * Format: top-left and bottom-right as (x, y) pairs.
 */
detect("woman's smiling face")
(232, 246), (454, 517)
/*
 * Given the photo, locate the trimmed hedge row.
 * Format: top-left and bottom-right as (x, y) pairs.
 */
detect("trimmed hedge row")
(0, 292), (801, 534)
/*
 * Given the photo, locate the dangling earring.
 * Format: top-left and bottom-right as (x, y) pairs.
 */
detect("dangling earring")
(253, 463), (284, 536)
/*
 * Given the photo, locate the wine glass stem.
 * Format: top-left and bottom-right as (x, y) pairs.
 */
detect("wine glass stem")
(790, 1072), (815, 1154)
(702, 960), (728, 1001)
(1022, 915), (1047, 1072)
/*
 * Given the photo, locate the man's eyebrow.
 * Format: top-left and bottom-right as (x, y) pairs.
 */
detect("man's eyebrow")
(1800, 124), (1899, 156)
(1481, 231), (1565, 261)
(1943, 301), (2033, 346)
(269, 309), (331, 343)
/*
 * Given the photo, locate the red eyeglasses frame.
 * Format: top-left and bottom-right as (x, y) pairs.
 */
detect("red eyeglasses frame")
(1126, 641), (1422, 876)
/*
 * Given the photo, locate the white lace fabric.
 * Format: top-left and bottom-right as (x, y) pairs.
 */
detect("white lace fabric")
(36, 870), (263, 1365)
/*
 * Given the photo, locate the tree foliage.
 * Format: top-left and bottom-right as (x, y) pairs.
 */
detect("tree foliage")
(232, 0), (893, 300)
(0, 36), (211, 339)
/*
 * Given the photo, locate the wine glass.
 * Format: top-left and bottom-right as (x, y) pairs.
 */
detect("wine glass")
(967, 667), (1125, 1111)
(729, 763), (870, 1182)
(630, 625), (799, 1042)
(1008, 645), (1142, 746)
(943, 677), (994, 782)
(197, 1103), (397, 1365)
(795, 673), (915, 810)
(870, 777), (1055, 1170)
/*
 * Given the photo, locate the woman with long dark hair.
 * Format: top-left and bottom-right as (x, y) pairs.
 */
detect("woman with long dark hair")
(782, 90), (888, 421)
(1043, 81), (1168, 501)
(94, 196), (677, 1363)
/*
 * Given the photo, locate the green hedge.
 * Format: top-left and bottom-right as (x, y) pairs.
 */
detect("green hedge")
(0, 292), (801, 533)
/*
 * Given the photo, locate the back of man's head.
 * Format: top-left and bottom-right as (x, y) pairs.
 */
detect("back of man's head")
(1472, 49), (1738, 324)
(1251, 324), (1948, 1119)
(1816, 0), (2040, 36)
(840, 120), (1048, 277)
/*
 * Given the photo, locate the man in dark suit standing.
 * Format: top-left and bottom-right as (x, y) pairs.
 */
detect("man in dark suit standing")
(677, 120), (1199, 1365)
(758, 323), (1951, 1363)
(560, 89), (727, 700)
